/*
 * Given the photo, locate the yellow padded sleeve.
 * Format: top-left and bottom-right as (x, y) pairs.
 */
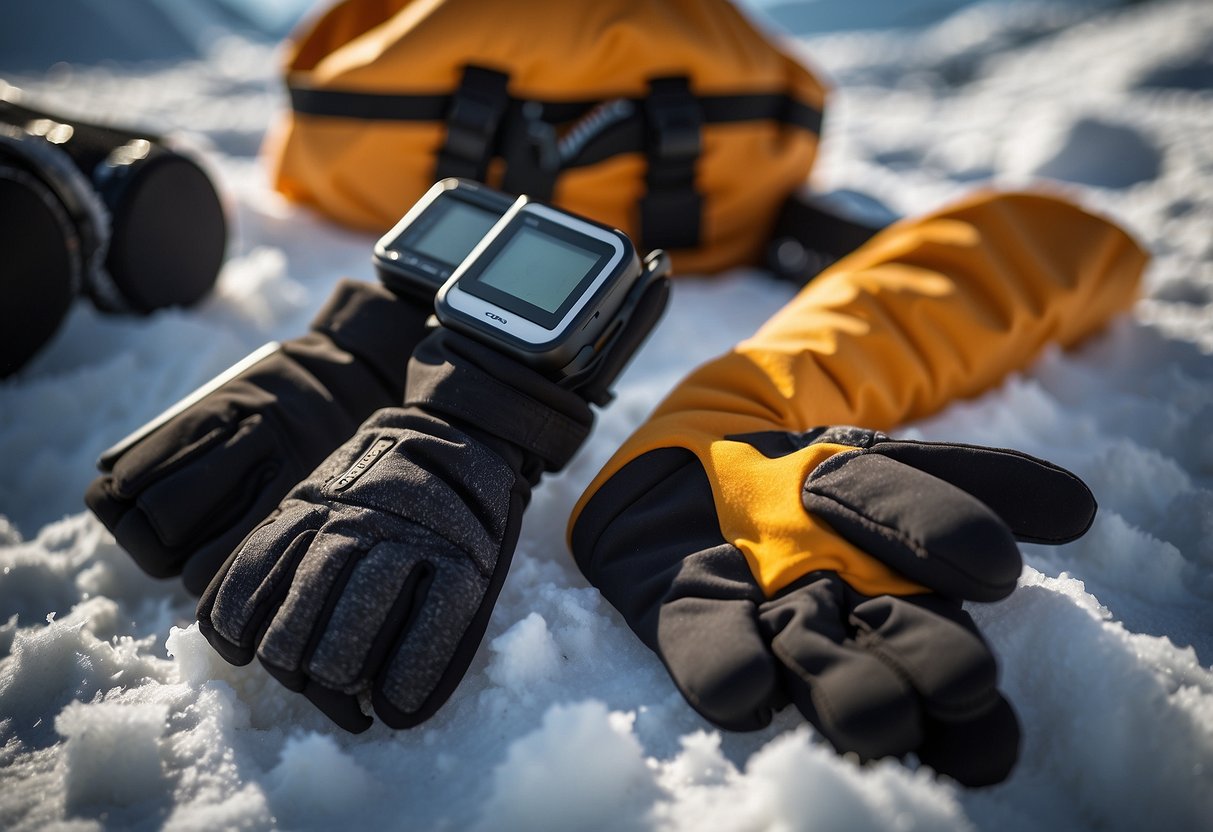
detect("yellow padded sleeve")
(571, 189), (1147, 597)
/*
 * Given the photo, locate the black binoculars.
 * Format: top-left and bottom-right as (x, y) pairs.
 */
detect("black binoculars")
(1, 82), (227, 377)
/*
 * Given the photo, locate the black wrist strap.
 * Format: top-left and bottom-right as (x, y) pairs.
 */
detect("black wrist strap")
(310, 279), (432, 392)
(405, 329), (593, 471)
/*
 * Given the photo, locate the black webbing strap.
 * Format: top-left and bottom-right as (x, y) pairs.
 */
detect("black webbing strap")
(639, 77), (702, 251)
(405, 329), (592, 472)
(766, 192), (894, 286)
(433, 66), (510, 182)
(289, 84), (822, 138)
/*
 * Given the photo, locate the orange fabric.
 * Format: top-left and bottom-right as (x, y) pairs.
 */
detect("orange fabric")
(571, 189), (1148, 596)
(265, 0), (827, 274)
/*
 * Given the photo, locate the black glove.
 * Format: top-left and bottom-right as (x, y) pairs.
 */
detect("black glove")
(195, 260), (670, 730)
(85, 279), (430, 594)
(571, 426), (1097, 786)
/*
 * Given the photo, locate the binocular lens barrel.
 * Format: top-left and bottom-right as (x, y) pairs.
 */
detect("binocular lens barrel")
(0, 87), (227, 376)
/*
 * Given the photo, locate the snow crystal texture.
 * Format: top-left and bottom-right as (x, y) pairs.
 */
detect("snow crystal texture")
(2, 1), (1212, 829)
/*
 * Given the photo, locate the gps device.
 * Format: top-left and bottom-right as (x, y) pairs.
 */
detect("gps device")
(373, 178), (520, 300)
(434, 200), (655, 380)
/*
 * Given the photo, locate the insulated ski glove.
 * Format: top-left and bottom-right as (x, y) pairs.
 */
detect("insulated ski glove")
(86, 279), (430, 594)
(572, 426), (1095, 785)
(570, 189), (1148, 785)
(196, 273), (670, 731)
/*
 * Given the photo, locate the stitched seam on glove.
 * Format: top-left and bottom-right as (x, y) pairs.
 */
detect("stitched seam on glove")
(114, 420), (234, 496)
(767, 636), (851, 737)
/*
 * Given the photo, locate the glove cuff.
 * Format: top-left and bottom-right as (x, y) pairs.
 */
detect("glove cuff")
(404, 328), (593, 471)
(310, 278), (431, 393)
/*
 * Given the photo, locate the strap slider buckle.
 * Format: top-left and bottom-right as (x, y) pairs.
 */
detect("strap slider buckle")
(645, 77), (702, 162)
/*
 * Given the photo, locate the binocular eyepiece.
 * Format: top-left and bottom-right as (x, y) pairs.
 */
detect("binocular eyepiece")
(1, 82), (227, 377)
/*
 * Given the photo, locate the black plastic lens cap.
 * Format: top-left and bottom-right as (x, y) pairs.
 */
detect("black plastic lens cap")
(105, 153), (227, 312)
(0, 171), (77, 378)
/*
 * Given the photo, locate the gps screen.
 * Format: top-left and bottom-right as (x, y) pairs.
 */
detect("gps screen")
(406, 200), (500, 265)
(476, 225), (600, 314)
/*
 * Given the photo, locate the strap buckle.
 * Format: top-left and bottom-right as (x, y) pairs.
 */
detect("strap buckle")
(434, 65), (510, 182)
(645, 77), (702, 166)
(641, 77), (703, 250)
(500, 101), (560, 200)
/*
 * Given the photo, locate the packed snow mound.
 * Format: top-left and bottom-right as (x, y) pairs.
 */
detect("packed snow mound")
(3, 1), (1213, 830)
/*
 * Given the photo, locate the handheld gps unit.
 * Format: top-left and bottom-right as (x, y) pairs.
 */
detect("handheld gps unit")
(373, 178), (520, 300)
(434, 199), (661, 381)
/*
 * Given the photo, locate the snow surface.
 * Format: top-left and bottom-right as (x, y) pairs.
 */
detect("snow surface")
(3, 1), (1213, 829)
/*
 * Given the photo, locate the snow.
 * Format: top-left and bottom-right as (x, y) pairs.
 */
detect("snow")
(2, 0), (1213, 829)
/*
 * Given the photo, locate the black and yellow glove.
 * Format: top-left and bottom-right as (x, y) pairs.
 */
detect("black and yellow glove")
(573, 426), (1095, 785)
(570, 189), (1147, 785)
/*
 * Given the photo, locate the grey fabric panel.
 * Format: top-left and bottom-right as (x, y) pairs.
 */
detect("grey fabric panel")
(254, 413), (515, 705)
(306, 533), (430, 690)
(256, 526), (361, 673)
(321, 425), (513, 576)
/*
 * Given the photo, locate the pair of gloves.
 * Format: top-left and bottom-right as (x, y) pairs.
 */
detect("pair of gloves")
(86, 189), (1146, 785)
(87, 278), (609, 729)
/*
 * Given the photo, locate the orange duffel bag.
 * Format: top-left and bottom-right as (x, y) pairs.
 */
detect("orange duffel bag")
(265, 0), (830, 275)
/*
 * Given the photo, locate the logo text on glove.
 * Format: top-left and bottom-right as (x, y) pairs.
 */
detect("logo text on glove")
(331, 437), (396, 492)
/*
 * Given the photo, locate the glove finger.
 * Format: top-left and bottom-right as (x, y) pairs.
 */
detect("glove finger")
(869, 441), (1097, 545)
(196, 503), (324, 665)
(300, 677), (373, 734)
(254, 527), (367, 687)
(805, 452), (1022, 601)
(642, 542), (782, 732)
(917, 694), (1019, 787)
(87, 410), (299, 580)
(300, 530), (441, 698)
(759, 576), (921, 760)
(657, 591), (782, 731)
(368, 535), (491, 728)
(849, 593), (1019, 785)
